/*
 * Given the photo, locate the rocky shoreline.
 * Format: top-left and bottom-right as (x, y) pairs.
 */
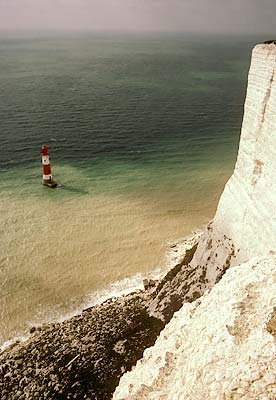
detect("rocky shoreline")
(0, 235), (203, 400)
(1, 289), (163, 400)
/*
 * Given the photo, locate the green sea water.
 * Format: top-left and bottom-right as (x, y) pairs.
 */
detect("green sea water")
(0, 32), (256, 345)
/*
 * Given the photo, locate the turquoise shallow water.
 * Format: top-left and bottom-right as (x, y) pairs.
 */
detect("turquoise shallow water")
(0, 33), (256, 344)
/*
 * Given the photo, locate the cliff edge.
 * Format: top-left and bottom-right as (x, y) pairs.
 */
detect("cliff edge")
(113, 43), (276, 399)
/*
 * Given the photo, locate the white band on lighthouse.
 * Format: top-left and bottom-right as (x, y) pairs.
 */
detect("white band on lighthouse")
(43, 174), (52, 180)
(42, 155), (50, 165)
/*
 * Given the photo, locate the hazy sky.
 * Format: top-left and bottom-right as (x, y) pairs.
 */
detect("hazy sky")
(0, 0), (276, 34)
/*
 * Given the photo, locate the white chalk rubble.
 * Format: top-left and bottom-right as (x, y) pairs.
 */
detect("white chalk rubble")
(114, 256), (276, 400)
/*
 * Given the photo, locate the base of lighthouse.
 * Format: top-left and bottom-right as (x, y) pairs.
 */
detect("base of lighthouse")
(42, 179), (58, 188)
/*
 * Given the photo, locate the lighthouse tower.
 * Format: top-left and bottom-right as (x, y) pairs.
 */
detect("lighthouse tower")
(41, 145), (57, 188)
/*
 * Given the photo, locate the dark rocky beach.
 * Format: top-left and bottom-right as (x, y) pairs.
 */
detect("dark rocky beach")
(0, 237), (209, 400)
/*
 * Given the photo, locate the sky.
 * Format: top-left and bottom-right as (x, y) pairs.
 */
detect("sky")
(0, 0), (276, 35)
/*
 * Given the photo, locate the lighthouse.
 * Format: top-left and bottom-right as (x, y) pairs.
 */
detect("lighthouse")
(41, 145), (57, 188)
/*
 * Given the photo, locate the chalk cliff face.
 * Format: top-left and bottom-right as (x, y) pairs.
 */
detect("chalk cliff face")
(113, 43), (276, 399)
(190, 42), (276, 285)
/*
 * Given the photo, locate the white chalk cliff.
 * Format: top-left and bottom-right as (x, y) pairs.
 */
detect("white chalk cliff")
(113, 42), (276, 399)
(191, 42), (276, 282)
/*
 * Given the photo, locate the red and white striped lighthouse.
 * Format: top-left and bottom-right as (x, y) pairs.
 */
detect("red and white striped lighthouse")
(41, 144), (57, 188)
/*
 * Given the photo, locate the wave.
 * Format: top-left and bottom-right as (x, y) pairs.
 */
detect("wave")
(0, 231), (203, 354)
(0, 267), (164, 353)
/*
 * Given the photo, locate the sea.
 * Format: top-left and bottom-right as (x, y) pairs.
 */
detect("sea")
(0, 32), (259, 346)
